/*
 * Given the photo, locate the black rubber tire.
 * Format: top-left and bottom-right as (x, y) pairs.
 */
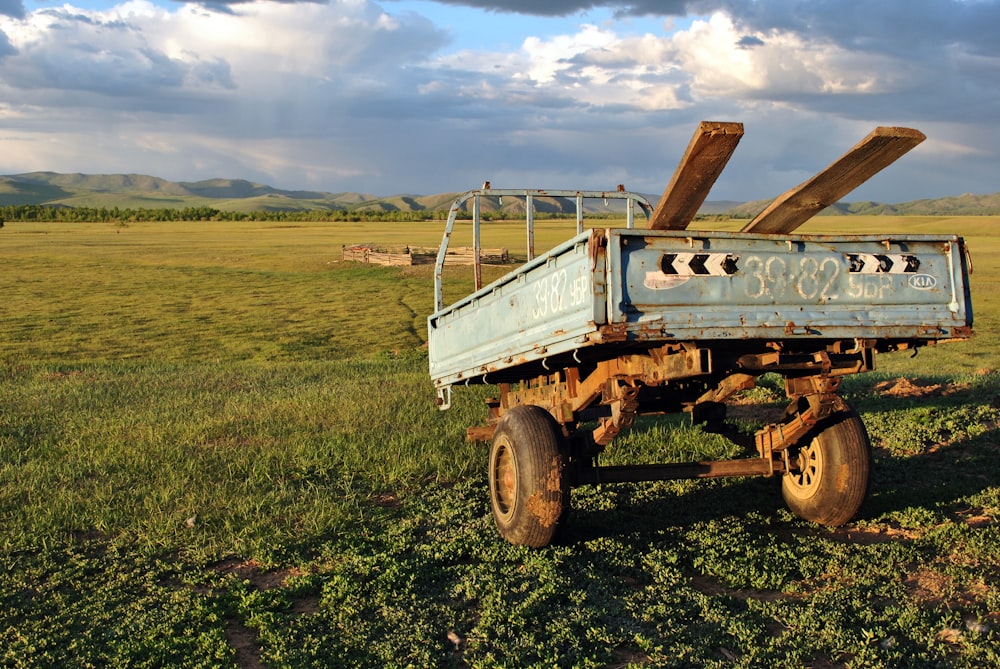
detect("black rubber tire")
(781, 411), (872, 526)
(488, 405), (569, 547)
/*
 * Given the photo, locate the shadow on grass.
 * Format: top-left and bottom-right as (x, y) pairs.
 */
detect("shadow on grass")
(564, 476), (784, 546)
(850, 375), (999, 519)
(559, 375), (1000, 546)
(866, 429), (1000, 519)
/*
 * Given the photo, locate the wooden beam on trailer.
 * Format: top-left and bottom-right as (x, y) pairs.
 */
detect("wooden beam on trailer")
(648, 121), (744, 231)
(741, 126), (925, 234)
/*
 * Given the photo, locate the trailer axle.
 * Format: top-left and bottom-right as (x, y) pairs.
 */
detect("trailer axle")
(571, 456), (781, 486)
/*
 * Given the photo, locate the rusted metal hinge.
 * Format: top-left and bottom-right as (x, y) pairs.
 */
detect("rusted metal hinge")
(592, 382), (641, 446)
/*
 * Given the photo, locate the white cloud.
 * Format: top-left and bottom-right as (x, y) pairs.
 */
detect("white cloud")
(2, 2), (234, 101)
(426, 11), (931, 116)
(0, 0), (997, 201)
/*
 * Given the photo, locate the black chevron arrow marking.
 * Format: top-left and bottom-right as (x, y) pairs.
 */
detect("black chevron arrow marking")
(847, 253), (921, 274)
(660, 253), (740, 276)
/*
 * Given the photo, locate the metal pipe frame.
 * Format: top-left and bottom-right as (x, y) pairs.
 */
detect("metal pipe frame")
(434, 187), (654, 312)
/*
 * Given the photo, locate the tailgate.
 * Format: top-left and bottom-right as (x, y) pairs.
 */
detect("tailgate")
(608, 229), (972, 341)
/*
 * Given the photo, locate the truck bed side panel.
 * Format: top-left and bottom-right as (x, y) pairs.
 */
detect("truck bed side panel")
(428, 232), (604, 385)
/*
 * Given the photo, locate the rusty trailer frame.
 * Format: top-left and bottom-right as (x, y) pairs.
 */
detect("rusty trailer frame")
(426, 122), (973, 547)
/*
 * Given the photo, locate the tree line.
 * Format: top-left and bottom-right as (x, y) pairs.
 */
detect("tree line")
(0, 204), (454, 223)
(0, 204), (637, 224)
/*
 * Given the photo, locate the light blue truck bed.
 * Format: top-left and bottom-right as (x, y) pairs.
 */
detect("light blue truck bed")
(428, 227), (972, 393)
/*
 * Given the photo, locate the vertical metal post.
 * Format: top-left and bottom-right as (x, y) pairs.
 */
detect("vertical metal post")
(627, 196), (635, 229)
(434, 196), (467, 313)
(576, 193), (584, 234)
(434, 187), (652, 313)
(473, 193), (482, 290)
(526, 192), (535, 261)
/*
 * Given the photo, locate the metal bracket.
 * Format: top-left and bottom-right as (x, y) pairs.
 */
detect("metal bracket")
(592, 382), (641, 446)
(436, 385), (452, 411)
(754, 392), (848, 457)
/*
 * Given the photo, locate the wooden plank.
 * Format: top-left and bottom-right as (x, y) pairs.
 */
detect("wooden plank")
(648, 121), (744, 230)
(741, 126), (925, 234)
(367, 251), (414, 266)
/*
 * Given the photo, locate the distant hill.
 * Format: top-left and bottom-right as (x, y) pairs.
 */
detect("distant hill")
(3, 172), (999, 216)
(722, 193), (1000, 218)
(0, 173), (379, 213)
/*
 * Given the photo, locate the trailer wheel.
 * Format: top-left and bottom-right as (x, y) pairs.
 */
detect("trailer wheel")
(781, 411), (871, 526)
(488, 405), (569, 547)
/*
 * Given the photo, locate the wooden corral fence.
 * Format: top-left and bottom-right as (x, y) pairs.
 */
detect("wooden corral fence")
(343, 244), (508, 267)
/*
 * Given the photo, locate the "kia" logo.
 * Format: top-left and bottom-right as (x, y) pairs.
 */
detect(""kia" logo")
(908, 274), (938, 290)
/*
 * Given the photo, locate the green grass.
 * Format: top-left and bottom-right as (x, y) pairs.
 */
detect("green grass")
(1, 217), (998, 668)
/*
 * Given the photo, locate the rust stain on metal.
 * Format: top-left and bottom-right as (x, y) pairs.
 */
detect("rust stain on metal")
(588, 228), (605, 270)
(598, 323), (629, 342)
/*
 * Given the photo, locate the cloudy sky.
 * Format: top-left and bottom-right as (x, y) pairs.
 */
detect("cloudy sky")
(1, 0), (998, 201)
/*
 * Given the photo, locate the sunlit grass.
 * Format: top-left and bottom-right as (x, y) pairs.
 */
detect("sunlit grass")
(1, 216), (997, 668)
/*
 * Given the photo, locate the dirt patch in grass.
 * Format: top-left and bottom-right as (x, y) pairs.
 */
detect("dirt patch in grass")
(906, 567), (954, 606)
(290, 595), (320, 615)
(212, 557), (321, 663)
(829, 523), (923, 544)
(609, 648), (653, 667)
(687, 572), (794, 603)
(874, 377), (969, 398)
(954, 506), (995, 528)
(224, 618), (265, 669)
(211, 557), (308, 590)
(372, 492), (402, 508)
(906, 566), (992, 611)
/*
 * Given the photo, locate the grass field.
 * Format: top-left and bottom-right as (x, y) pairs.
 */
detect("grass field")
(1, 216), (998, 668)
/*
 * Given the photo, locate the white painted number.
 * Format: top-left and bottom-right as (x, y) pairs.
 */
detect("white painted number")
(532, 270), (590, 319)
(744, 255), (841, 301)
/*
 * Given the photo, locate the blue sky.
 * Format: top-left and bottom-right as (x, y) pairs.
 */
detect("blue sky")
(1, 0), (998, 202)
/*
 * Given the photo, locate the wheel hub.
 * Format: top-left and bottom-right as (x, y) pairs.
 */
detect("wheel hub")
(493, 441), (518, 517)
(786, 439), (823, 499)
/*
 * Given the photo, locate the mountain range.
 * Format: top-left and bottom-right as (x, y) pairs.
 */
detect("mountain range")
(3, 171), (1000, 217)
